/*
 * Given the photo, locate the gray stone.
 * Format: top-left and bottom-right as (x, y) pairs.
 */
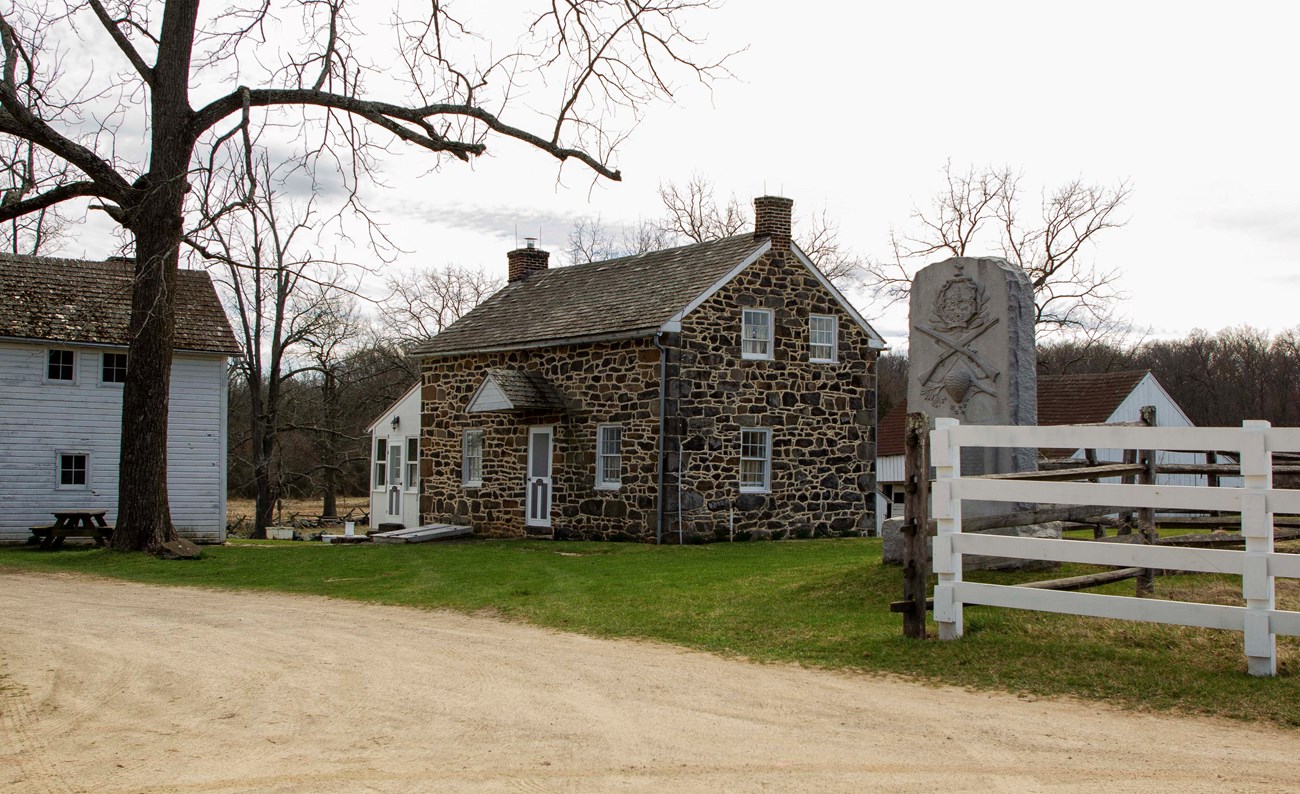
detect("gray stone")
(908, 257), (1036, 515)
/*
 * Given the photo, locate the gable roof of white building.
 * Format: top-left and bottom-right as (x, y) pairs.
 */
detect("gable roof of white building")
(0, 253), (240, 355)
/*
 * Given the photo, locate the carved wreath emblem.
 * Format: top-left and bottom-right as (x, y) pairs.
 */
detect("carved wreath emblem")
(918, 264), (1001, 415)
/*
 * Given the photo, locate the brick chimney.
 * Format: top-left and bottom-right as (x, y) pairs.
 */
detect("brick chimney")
(507, 237), (550, 283)
(753, 195), (793, 254)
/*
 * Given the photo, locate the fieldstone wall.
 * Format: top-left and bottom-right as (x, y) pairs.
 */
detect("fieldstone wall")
(419, 339), (664, 541)
(664, 249), (878, 542)
(417, 248), (878, 543)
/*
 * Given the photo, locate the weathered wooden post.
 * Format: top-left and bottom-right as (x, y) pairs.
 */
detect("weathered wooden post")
(901, 411), (931, 639)
(1136, 405), (1158, 595)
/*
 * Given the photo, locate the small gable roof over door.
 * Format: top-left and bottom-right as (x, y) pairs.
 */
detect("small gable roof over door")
(467, 369), (567, 413)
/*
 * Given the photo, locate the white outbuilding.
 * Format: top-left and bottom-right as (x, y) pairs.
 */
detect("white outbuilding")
(366, 383), (423, 530)
(0, 253), (241, 543)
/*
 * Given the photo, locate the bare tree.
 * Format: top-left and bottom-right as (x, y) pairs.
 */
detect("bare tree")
(0, 1), (728, 551)
(381, 265), (500, 346)
(196, 152), (350, 537)
(866, 162), (1133, 337)
(566, 215), (674, 264)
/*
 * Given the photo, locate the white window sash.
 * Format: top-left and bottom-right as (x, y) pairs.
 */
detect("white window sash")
(463, 430), (484, 487)
(809, 315), (837, 363)
(373, 438), (387, 489)
(739, 429), (771, 492)
(741, 309), (773, 360)
(596, 425), (622, 489)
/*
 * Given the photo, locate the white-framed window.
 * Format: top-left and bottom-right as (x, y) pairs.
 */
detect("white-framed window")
(741, 308), (773, 360)
(405, 437), (420, 490)
(739, 428), (771, 493)
(373, 437), (386, 488)
(809, 314), (837, 363)
(46, 349), (74, 382)
(462, 429), (484, 488)
(596, 424), (623, 489)
(101, 351), (128, 384)
(56, 451), (89, 489)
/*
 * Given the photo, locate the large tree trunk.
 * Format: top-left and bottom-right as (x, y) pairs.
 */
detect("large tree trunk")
(110, 0), (200, 552)
(248, 383), (275, 538)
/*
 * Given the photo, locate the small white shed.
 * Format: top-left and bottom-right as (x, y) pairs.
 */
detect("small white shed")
(367, 383), (422, 529)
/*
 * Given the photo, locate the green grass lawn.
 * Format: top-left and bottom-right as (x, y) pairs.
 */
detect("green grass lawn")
(2, 537), (1297, 726)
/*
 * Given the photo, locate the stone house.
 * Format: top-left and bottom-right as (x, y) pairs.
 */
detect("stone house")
(410, 196), (886, 542)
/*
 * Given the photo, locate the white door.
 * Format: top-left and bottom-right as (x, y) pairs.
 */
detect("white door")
(526, 426), (553, 528)
(387, 442), (403, 519)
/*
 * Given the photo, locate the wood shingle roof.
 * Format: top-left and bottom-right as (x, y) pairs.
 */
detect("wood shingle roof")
(412, 235), (769, 356)
(0, 253), (241, 355)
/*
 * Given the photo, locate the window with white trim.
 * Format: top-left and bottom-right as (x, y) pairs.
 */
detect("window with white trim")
(47, 349), (74, 382)
(373, 437), (386, 488)
(739, 429), (771, 492)
(462, 429), (484, 487)
(741, 309), (773, 360)
(57, 452), (89, 488)
(405, 437), (420, 490)
(596, 425), (622, 489)
(102, 352), (128, 384)
(809, 314), (837, 363)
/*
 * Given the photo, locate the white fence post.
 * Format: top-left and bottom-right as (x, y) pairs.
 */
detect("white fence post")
(1241, 420), (1276, 676)
(932, 418), (963, 640)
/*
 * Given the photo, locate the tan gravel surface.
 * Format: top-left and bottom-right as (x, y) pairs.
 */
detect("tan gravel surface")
(2, 571), (1298, 793)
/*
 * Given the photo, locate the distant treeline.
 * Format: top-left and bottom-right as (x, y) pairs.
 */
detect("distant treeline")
(877, 325), (1300, 429)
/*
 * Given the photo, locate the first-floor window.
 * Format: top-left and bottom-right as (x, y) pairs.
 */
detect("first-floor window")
(739, 429), (771, 492)
(47, 349), (74, 382)
(58, 452), (88, 488)
(596, 424), (622, 489)
(102, 352), (128, 384)
(373, 437), (386, 488)
(463, 429), (484, 487)
(405, 437), (420, 489)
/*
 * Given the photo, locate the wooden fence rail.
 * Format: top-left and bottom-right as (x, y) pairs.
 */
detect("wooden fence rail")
(931, 419), (1300, 676)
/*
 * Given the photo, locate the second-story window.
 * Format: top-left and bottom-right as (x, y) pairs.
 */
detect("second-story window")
(47, 349), (74, 382)
(809, 315), (837, 363)
(741, 309), (773, 360)
(102, 352), (128, 384)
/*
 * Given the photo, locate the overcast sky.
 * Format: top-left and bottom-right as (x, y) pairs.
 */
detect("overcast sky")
(71, 1), (1299, 350)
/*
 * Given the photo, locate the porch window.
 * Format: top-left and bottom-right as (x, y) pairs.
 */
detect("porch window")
(57, 452), (88, 488)
(739, 429), (771, 493)
(47, 349), (74, 382)
(596, 424), (622, 489)
(741, 309), (773, 360)
(463, 429), (484, 488)
(102, 352), (128, 384)
(809, 315), (837, 362)
(373, 437), (386, 488)
(405, 437), (419, 490)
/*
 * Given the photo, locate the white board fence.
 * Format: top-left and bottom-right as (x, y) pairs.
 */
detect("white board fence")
(931, 418), (1300, 676)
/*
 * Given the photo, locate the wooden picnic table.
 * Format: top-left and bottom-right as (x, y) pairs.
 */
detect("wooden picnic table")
(30, 511), (114, 550)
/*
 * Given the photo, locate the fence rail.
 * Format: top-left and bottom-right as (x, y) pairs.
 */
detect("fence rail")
(931, 419), (1299, 676)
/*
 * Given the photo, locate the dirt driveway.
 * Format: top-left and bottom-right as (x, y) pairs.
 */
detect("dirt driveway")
(2, 571), (1297, 793)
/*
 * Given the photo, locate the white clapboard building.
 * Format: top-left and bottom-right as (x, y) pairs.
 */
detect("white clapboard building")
(874, 370), (1210, 532)
(366, 383), (423, 530)
(0, 254), (240, 543)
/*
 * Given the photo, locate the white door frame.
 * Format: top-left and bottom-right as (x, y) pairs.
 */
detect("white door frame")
(525, 425), (554, 528)
(386, 441), (403, 519)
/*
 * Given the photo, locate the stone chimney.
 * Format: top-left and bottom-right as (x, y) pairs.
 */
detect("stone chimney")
(753, 195), (793, 254)
(507, 237), (550, 283)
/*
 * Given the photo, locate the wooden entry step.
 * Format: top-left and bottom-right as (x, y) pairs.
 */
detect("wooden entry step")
(370, 524), (473, 544)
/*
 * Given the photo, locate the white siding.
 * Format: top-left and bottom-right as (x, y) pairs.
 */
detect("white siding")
(877, 454), (904, 486)
(0, 340), (229, 543)
(369, 385), (422, 528)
